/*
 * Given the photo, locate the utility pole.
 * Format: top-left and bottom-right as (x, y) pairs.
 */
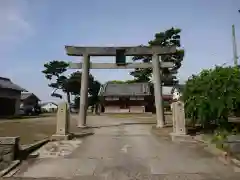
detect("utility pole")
(232, 24), (238, 66)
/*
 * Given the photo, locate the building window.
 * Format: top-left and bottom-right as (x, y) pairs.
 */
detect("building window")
(130, 97), (136, 100)
(130, 96), (144, 100)
(120, 104), (127, 109)
(105, 97), (119, 101)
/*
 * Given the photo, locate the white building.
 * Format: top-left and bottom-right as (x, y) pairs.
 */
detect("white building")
(41, 102), (58, 112)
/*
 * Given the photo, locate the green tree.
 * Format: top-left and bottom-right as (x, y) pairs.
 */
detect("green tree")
(42, 61), (71, 103)
(42, 61), (101, 109)
(183, 66), (240, 129)
(67, 71), (82, 96)
(130, 27), (184, 85)
(68, 71), (101, 112)
(88, 76), (101, 113)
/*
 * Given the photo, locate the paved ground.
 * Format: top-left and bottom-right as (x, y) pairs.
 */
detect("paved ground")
(11, 116), (240, 179)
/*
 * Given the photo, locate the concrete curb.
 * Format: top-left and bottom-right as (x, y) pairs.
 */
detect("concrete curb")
(194, 135), (240, 168)
(50, 131), (95, 141)
(0, 139), (49, 177)
(0, 160), (20, 177)
(20, 139), (49, 159)
(72, 131), (94, 138)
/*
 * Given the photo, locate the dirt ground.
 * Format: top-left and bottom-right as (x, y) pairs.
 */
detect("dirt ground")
(0, 113), (82, 145)
(0, 114), (56, 144)
(0, 113), (170, 145)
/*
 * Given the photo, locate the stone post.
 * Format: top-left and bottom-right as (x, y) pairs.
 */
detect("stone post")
(152, 54), (165, 128)
(170, 100), (194, 142)
(78, 54), (90, 127)
(172, 101), (186, 135)
(51, 102), (71, 140)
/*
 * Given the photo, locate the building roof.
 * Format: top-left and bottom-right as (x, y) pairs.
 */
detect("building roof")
(40, 102), (58, 107)
(0, 77), (26, 91)
(99, 82), (151, 96)
(21, 92), (40, 101)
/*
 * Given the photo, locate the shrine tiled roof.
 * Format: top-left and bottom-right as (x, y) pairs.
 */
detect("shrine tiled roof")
(99, 82), (151, 96)
(21, 92), (40, 101)
(0, 77), (26, 91)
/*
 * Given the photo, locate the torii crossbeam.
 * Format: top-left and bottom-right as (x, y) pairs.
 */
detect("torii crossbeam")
(65, 45), (176, 128)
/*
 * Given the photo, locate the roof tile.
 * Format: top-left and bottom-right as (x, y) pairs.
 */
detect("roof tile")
(0, 77), (25, 91)
(21, 92), (40, 101)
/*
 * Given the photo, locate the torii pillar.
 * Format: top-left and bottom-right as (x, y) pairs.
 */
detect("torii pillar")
(78, 54), (90, 127)
(152, 54), (165, 128)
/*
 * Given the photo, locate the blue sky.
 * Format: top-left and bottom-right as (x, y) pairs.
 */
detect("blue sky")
(0, 0), (240, 102)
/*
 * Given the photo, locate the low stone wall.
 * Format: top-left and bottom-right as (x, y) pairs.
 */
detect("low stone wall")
(129, 106), (145, 113)
(0, 137), (19, 171)
(104, 106), (121, 113)
(225, 135), (240, 154)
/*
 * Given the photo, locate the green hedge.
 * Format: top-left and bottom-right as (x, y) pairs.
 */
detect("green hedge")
(183, 66), (240, 129)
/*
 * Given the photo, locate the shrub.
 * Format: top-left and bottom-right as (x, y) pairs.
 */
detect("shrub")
(183, 66), (240, 129)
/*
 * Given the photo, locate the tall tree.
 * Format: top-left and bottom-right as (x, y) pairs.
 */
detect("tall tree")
(88, 79), (101, 113)
(130, 27), (184, 85)
(72, 75), (101, 112)
(67, 71), (101, 111)
(67, 71), (82, 96)
(42, 61), (71, 103)
(68, 71), (101, 97)
(42, 61), (101, 109)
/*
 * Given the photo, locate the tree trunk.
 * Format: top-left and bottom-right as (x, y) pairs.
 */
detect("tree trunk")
(94, 104), (99, 115)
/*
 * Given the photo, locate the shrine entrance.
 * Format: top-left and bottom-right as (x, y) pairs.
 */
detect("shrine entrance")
(64, 46), (176, 128)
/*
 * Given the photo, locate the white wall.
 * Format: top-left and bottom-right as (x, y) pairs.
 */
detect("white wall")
(104, 106), (145, 113)
(104, 106), (121, 113)
(42, 103), (58, 111)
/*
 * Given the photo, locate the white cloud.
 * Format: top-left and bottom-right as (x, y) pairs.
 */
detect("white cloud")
(0, 0), (33, 43)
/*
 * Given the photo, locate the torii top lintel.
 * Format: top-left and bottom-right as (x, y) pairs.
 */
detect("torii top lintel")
(65, 46), (176, 56)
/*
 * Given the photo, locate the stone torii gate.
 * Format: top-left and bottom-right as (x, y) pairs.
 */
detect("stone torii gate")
(64, 46), (176, 128)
